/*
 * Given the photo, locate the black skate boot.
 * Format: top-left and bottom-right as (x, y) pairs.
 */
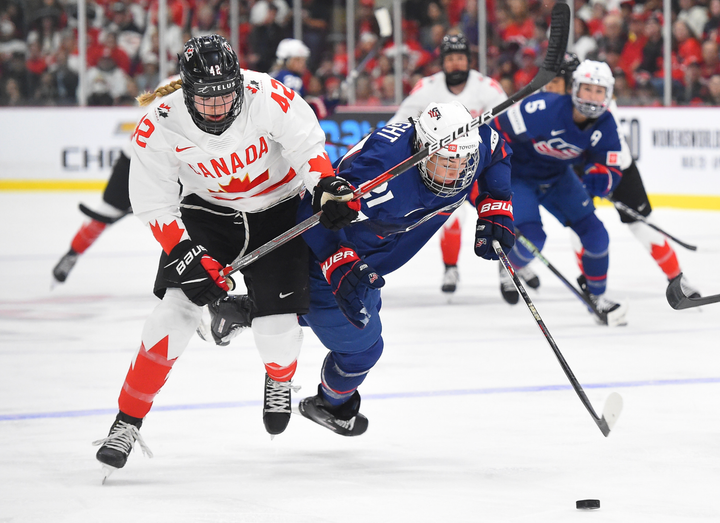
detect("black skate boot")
(498, 262), (519, 304)
(263, 374), (299, 436)
(441, 265), (459, 293)
(298, 385), (368, 437)
(517, 265), (540, 289)
(208, 295), (253, 346)
(92, 412), (152, 483)
(577, 275), (628, 327)
(52, 248), (79, 284)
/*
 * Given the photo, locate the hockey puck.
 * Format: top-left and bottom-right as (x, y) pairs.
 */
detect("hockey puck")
(576, 499), (600, 510)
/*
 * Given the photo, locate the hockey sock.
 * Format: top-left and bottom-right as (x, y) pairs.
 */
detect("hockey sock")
(70, 219), (107, 254)
(440, 217), (462, 266)
(571, 214), (610, 295)
(118, 289), (202, 418)
(628, 221), (680, 279)
(252, 314), (303, 382)
(118, 336), (177, 419)
(510, 222), (546, 268)
(320, 338), (384, 406)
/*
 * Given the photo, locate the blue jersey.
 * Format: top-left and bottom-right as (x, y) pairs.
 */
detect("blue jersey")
(272, 69), (305, 97)
(491, 92), (622, 181)
(298, 121), (512, 275)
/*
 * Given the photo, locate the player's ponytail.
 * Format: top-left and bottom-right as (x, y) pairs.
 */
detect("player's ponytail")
(136, 78), (183, 107)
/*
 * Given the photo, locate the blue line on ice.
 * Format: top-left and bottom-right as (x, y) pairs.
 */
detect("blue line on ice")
(2, 376), (718, 421)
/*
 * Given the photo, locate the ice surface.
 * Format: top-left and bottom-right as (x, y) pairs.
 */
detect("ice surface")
(1, 193), (719, 522)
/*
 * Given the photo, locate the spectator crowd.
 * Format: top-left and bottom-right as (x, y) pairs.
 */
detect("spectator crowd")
(3, 0), (720, 107)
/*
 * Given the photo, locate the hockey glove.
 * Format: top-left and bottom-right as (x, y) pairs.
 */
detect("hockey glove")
(312, 176), (361, 231)
(474, 194), (515, 260)
(163, 240), (229, 306)
(583, 163), (621, 197)
(321, 244), (385, 329)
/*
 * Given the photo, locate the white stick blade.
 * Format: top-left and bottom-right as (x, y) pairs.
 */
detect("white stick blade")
(602, 392), (623, 432)
(375, 7), (392, 37)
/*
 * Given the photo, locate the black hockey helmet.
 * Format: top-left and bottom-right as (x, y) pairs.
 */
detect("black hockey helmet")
(557, 52), (581, 87)
(178, 34), (244, 135)
(440, 33), (470, 87)
(439, 33), (470, 61)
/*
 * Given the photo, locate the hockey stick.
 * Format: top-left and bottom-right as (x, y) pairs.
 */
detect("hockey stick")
(493, 240), (624, 437)
(221, 2), (570, 284)
(606, 197), (698, 251)
(515, 231), (604, 321)
(666, 272), (720, 309)
(342, 8), (393, 90)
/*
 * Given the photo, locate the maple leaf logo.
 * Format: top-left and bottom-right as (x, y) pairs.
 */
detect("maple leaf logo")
(246, 80), (260, 94)
(308, 153), (333, 177)
(209, 170), (270, 194)
(149, 220), (185, 254)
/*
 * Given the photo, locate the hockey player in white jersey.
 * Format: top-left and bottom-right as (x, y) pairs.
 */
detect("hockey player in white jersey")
(92, 34), (359, 480)
(388, 33), (510, 295)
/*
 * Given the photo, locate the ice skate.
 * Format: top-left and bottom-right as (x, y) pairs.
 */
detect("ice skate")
(298, 386), (368, 436)
(441, 265), (459, 293)
(668, 273), (700, 300)
(92, 414), (152, 483)
(263, 374), (299, 436)
(577, 275), (628, 327)
(517, 265), (540, 289)
(207, 295), (253, 346)
(52, 249), (79, 285)
(498, 262), (519, 304)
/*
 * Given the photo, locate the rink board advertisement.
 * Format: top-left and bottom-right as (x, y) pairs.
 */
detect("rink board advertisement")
(1, 106), (720, 204)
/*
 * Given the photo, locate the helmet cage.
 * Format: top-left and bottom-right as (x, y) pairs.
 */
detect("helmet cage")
(571, 60), (614, 119)
(414, 102), (480, 198)
(179, 35), (244, 135)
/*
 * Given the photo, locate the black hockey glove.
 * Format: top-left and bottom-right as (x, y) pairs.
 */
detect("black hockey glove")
(312, 176), (361, 231)
(163, 240), (229, 306)
(321, 243), (385, 329)
(474, 193), (515, 260)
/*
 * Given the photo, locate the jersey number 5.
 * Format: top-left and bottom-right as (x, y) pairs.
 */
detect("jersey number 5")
(270, 79), (295, 113)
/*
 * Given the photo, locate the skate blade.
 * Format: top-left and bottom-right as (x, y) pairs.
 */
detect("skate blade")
(100, 464), (117, 484)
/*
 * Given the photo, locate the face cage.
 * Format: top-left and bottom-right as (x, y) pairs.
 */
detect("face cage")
(183, 83), (244, 135)
(572, 83), (612, 119)
(418, 149), (480, 197)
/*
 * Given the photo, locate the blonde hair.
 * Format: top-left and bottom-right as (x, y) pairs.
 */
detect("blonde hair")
(136, 78), (184, 107)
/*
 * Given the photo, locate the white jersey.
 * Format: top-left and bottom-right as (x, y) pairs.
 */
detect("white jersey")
(388, 70), (508, 124)
(129, 70), (332, 248)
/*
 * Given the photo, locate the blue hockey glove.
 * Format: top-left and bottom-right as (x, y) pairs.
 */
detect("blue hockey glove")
(583, 163), (621, 197)
(312, 176), (361, 231)
(474, 194), (515, 260)
(321, 244), (385, 329)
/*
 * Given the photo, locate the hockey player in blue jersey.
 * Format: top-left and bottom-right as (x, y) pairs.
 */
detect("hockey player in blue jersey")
(208, 101), (515, 435)
(491, 59), (628, 327)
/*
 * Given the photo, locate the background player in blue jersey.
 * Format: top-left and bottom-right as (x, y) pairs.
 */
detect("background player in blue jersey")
(491, 59), (628, 327)
(544, 55), (700, 301)
(210, 101), (515, 435)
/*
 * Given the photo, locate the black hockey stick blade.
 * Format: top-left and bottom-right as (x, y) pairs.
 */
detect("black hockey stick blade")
(608, 198), (698, 251)
(493, 240), (622, 437)
(666, 272), (720, 309)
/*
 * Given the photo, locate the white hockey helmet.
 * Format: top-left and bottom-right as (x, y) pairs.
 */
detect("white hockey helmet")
(572, 60), (614, 119)
(276, 38), (310, 60)
(413, 101), (480, 197)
